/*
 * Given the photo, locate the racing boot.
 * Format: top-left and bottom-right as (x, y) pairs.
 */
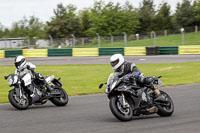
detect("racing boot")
(146, 106), (158, 113)
(153, 86), (166, 102)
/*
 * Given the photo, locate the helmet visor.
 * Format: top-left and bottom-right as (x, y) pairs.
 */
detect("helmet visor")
(15, 62), (21, 68)
(110, 59), (119, 67)
(15, 58), (25, 68)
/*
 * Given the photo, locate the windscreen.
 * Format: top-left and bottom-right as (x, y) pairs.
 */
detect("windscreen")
(106, 72), (120, 86)
(154, 79), (164, 88)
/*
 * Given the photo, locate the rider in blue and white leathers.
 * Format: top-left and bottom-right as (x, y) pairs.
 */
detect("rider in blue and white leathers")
(110, 54), (165, 102)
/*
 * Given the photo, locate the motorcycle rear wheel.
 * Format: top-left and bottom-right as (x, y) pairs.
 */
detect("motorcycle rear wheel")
(109, 95), (133, 121)
(50, 87), (68, 106)
(8, 90), (29, 110)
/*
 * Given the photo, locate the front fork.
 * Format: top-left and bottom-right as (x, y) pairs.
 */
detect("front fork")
(15, 81), (23, 98)
(119, 92), (130, 108)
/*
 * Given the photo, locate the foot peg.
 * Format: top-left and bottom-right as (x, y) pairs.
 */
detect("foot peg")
(146, 106), (158, 113)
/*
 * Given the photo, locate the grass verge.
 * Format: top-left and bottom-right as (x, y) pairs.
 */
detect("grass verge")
(74, 32), (200, 48)
(0, 62), (200, 103)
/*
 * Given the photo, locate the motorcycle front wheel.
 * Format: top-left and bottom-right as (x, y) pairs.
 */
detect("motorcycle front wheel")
(157, 90), (174, 117)
(50, 87), (68, 106)
(109, 95), (133, 121)
(8, 90), (29, 110)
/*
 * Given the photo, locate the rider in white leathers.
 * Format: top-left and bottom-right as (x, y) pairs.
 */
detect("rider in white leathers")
(14, 55), (37, 97)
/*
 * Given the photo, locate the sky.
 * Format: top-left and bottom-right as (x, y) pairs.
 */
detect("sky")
(0, 0), (195, 28)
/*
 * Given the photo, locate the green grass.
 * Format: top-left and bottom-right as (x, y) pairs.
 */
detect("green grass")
(74, 32), (200, 48)
(0, 62), (200, 103)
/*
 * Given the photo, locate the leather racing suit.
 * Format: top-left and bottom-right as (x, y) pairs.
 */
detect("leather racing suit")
(15, 62), (36, 96)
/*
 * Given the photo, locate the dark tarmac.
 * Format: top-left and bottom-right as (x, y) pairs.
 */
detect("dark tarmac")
(0, 83), (200, 133)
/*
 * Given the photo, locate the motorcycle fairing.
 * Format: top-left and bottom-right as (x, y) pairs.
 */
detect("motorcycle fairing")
(22, 73), (32, 86)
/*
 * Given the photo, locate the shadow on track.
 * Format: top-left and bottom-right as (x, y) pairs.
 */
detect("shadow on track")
(3, 102), (69, 111)
(98, 114), (164, 123)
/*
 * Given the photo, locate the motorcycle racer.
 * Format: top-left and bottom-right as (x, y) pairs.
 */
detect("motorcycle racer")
(14, 55), (42, 97)
(110, 54), (165, 103)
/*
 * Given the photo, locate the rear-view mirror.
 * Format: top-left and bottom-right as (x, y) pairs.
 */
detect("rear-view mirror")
(99, 83), (104, 89)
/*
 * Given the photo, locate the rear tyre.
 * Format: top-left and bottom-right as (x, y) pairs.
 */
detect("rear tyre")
(50, 88), (68, 106)
(109, 95), (133, 121)
(8, 90), (29, 110)
(157, 90), (174, 117)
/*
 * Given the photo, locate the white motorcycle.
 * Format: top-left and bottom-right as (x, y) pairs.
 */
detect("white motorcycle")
(5, 72), (68, 110)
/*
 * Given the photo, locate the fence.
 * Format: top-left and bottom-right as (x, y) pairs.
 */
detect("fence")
(0, 38), (29, 49)
(0, 26), (200, 49)
(1, 46), (200, 58)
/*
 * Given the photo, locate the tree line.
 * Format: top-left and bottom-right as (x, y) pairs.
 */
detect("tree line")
(0, 0), (200, 40)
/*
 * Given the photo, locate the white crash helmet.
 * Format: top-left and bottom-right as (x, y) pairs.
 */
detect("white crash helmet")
(14, 55), (26, 69)
(110, 54), (125, 70)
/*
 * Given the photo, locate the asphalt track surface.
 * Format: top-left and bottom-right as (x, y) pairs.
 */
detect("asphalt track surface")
(0, 55), (200, 65)
(0, 55), (199, 133)
(0, 83), (200, 133)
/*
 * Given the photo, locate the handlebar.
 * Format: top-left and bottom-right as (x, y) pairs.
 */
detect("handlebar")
(4, 75), (10, 80)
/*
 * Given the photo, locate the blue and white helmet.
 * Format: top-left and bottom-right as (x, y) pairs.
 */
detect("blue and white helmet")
(110, 54), (124, 70)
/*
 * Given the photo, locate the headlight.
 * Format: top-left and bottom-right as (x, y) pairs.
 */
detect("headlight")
(111, 81), (117, 90)
(105, 86), (110, 94)
(8, 75), (18, 86)
(8, 77), (13, 86)
(13, 75), (18, 84)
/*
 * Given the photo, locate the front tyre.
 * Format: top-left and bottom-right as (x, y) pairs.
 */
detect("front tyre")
(8, 90), (29, 110)
(50, 88), (68, 106)
(109, 95), (133, 121)
(157, 90), (174, 117)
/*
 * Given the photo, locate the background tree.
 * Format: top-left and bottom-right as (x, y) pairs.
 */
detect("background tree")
(86, 1), (118, 35)
(0, 0), (199, 39)
(0, 23), (4, 38)
(193, 0), (200, 25)
(138, 0), (155, 32)
(174, 0), (196, 28)
(0, 16), (45, 40)
(79, 9), (92, 36)
(151, 2), (172, 31)
(120, 1), (140, 34)
(86, 1), (140, 36)
(46, 3), (81, 38)
(9, 16), (45, 38)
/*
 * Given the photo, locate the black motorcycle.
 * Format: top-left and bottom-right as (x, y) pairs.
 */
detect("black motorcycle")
(4, 72), (68, 110)
(99, 72), (174, 121)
